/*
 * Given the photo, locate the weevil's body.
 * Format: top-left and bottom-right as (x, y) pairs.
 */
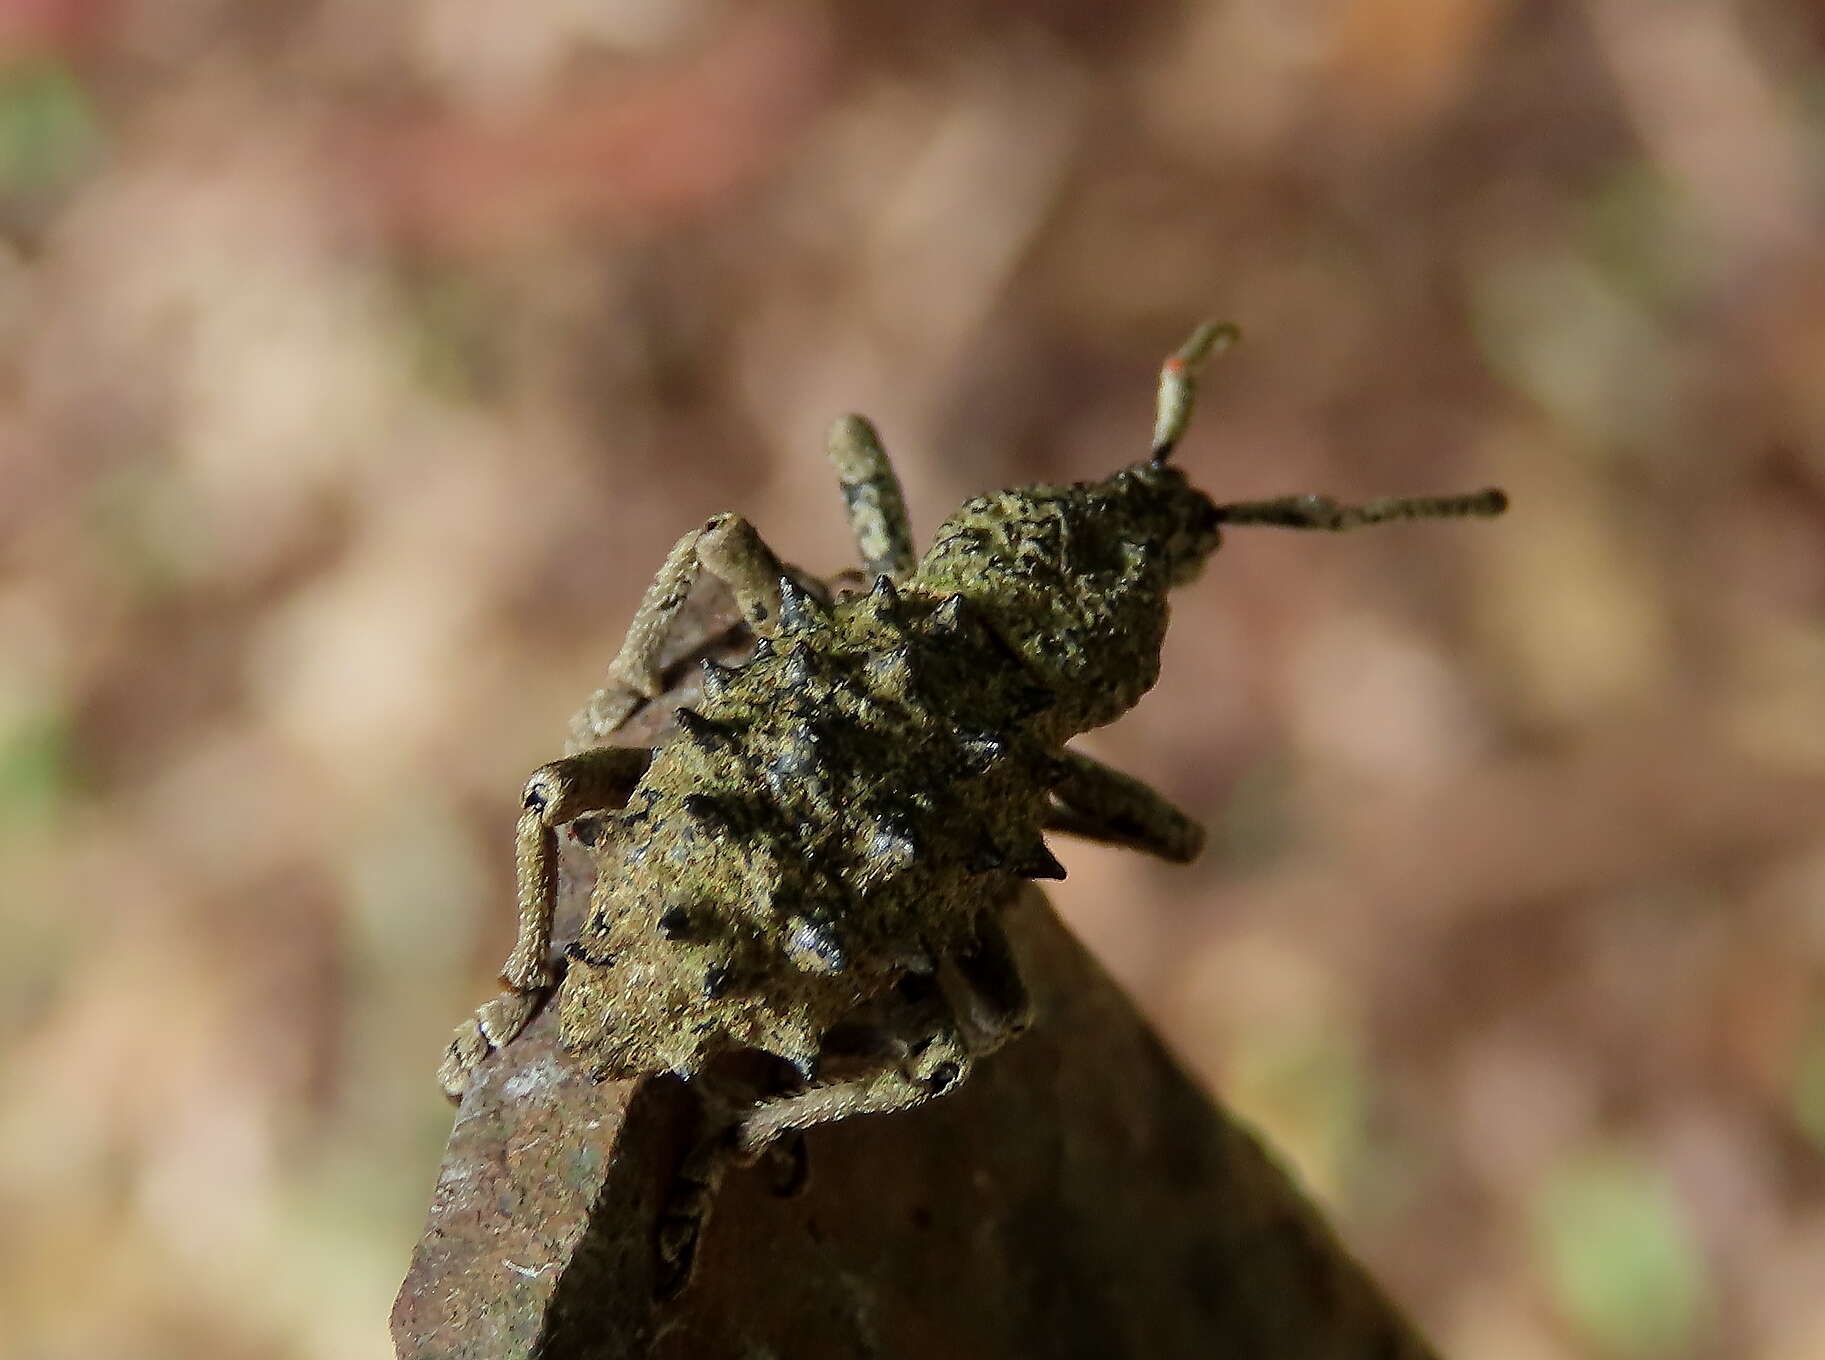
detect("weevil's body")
(440, 323), (1504, 1279)
(558, 464), (1222, 1080)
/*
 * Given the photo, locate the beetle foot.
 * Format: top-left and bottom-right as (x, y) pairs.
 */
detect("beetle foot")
(437, 989), (547, 1101)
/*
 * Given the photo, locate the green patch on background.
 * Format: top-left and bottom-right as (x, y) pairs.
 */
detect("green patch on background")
(1792, 1013), (1825, 1153)
(1230, 1022), (1368, 1203)
(1583, 163), (1705, 311)
(398, 270), (502, 402)
(1211, 753), (1296, 872)
(1468, 249), (1672, 455)
(0, 705), (75, 835)
(1532, 1147), (1710, 1359)
(86, 464), (203, 599)
(0, 59), (102, 195)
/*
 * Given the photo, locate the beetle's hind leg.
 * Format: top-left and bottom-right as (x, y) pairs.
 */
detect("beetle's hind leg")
(569, 513), (804, 747)
(948, 914), (1034, 1056)
(438, 745), (653, 1099)
(1043, 747), (1206, 864)
(656, 920), (1033, 1294)
(827, 414), (917, 583)
(734, 1014), (975, 1160)
(653, 1086), (809, 1299)
(729, 923), (1034, 1157)
(655, 1034), (971, 1292)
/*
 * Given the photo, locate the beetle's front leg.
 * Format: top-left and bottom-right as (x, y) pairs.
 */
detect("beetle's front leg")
(438, 746), (654, 1099)
(503, 747), (655, 986)
(568, 514), (797, 749)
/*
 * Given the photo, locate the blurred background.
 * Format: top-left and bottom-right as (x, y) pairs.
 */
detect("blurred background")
(1, 1), (1822, 1356)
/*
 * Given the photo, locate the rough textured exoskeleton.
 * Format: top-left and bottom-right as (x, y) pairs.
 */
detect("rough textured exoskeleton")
(441, 322), (1507, 1174)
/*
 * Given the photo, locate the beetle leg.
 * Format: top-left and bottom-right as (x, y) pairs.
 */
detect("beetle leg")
(826, 414), (917, 582)
(1043, 747), (1205, 864)
(656, 916), (1033, 1293)
(653, 1124), (730, 1299)
(569, 513), (797, 747)
(945, 914), (1033, 1057)
(502, 747), (654, 987)
(437, 746), (653, 1100)
(653, 1079), (808, 1298)
(732, 1010), (974, 1160)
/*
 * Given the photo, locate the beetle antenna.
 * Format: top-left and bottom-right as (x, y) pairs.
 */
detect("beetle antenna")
(1213, 487), (1509, 530)
(1150, 320), (1241, 464)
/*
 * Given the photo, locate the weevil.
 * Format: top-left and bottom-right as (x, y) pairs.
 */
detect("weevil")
(441, 320), (1506, 1174)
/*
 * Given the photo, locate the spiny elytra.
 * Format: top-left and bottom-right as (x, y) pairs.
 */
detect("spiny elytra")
(441, 321), (1507, 1170)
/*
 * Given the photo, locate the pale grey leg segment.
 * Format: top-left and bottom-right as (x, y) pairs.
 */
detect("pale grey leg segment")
(658, 1016), (977, 1294)
(568, 512), (792, 748)
(731, 913), (1032, 1156)
(503, 748), (654, 987)
(568, 526), (707, 747)
(438, 746), (653, 1099)
(827, 414), (916, 582)
(733, 1020), (973, 1159)
(695, 513), (791, 630)
(661, 920), (1027, 1293)
(1044, 747), (1205, 864)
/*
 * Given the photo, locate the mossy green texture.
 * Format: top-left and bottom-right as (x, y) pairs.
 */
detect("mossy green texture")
(557, 464), (1223, 1080)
